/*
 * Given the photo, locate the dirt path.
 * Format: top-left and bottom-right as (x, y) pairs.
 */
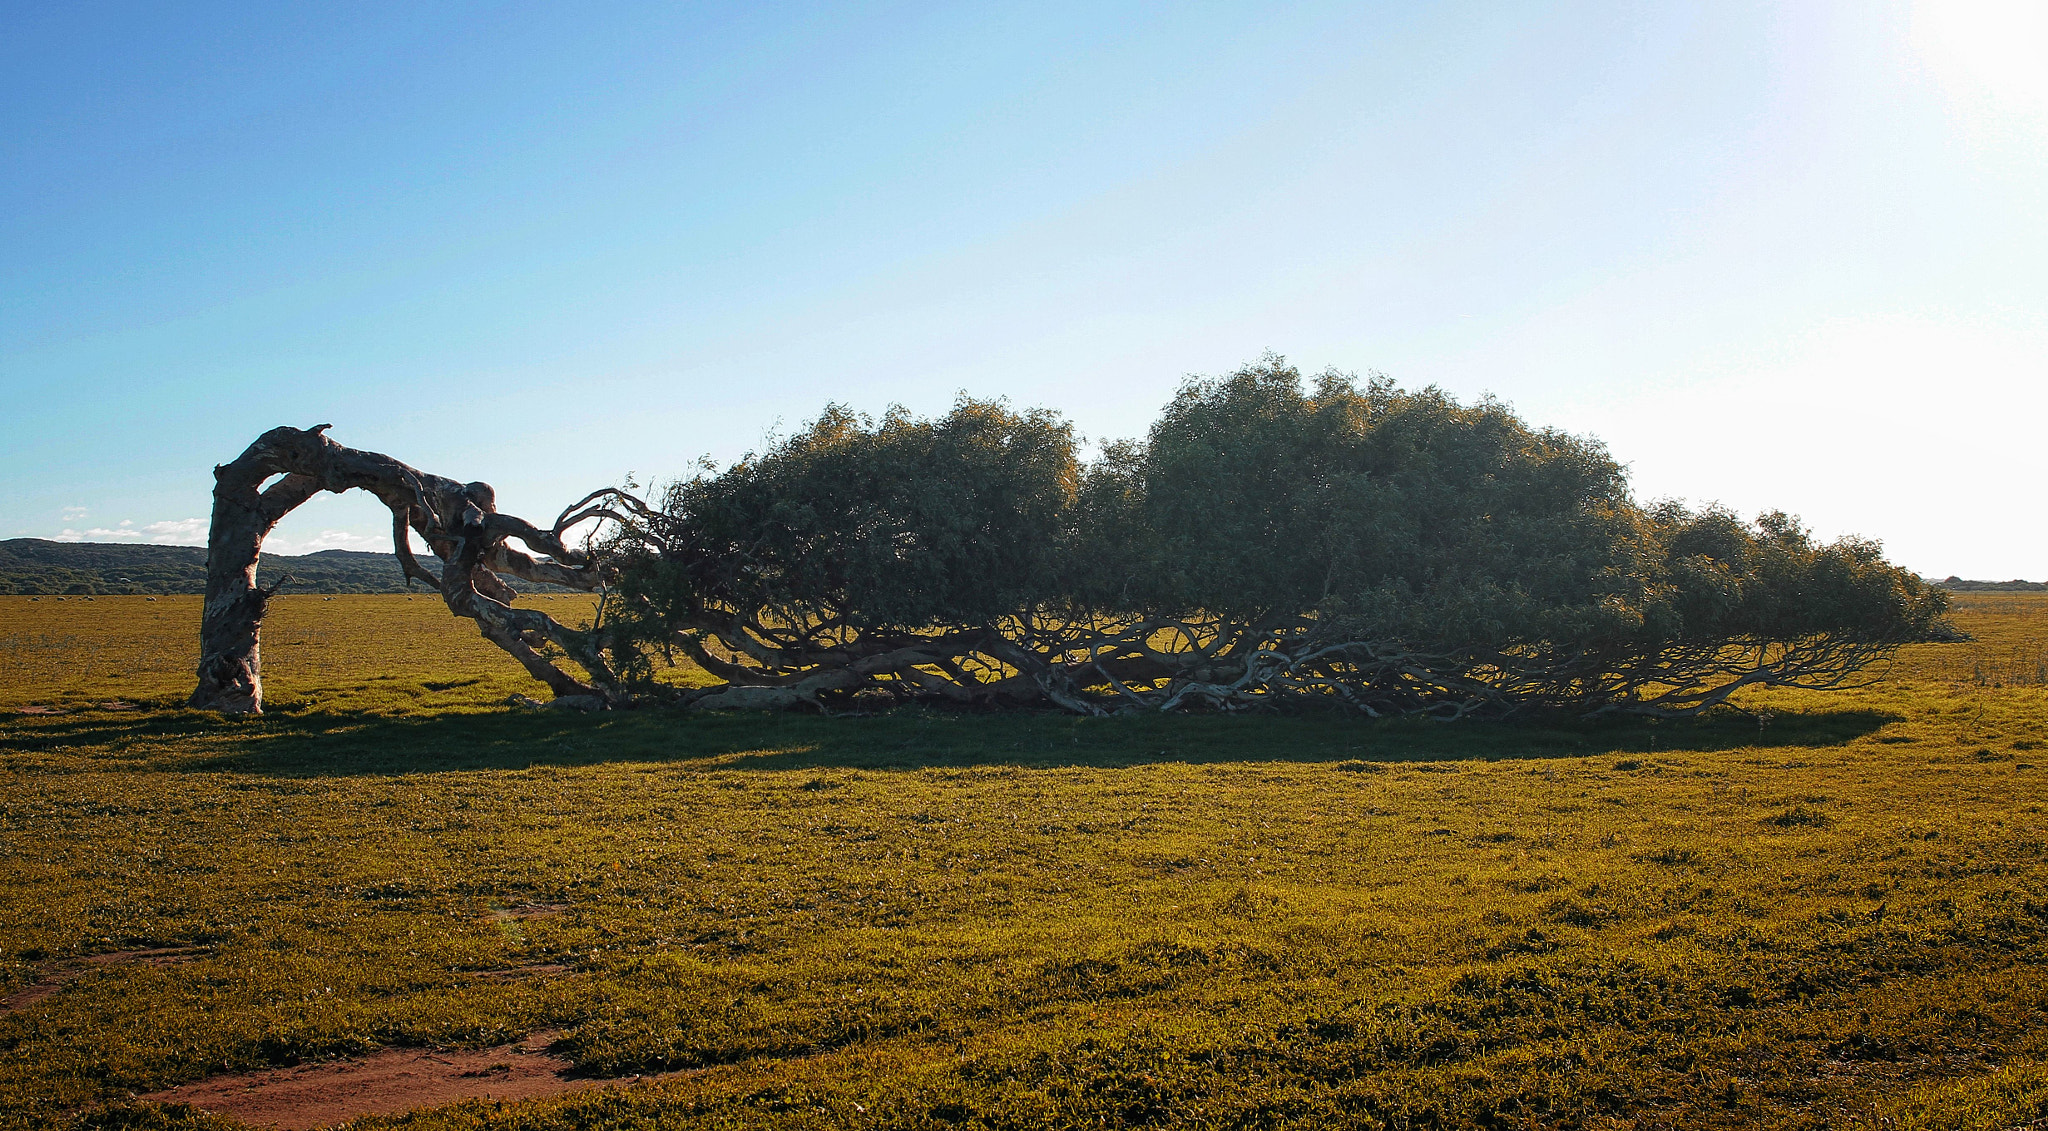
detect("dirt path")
(6, 943), (672, 1128)
(140, 1031), (684, 1129)
(0, 947), (210, 1012)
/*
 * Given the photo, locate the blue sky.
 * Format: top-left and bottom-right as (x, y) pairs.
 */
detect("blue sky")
(4, 1), (2043, 575)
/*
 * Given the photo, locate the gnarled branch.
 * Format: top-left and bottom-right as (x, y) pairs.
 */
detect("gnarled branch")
(188, 425), (646, 714)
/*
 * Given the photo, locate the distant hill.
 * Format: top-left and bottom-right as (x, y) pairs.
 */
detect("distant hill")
(0, 539), (409, 595)
(0, 539), (580, 595)
(1932, 576), (2048, 592)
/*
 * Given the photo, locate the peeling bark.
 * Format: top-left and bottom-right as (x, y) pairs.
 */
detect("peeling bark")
(188, 425), (650, 714)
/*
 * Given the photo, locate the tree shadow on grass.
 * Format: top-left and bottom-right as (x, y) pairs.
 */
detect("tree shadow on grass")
(1, 699), (1904, 779)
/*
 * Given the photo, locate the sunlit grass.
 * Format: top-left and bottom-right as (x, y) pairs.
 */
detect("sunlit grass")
(1, 595), (2045, 1128)
(0, 595), (603, 712)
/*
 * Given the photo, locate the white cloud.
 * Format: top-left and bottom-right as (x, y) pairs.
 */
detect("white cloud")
(1912, 0), (2048, 123)
(265, 528), (386, 556)
(40, 518), (391, 554)
(139, 518), (209, 545)
(61, 506), (87, 519)
(49, 518), (209, 546)
(42, 516), (388, 554)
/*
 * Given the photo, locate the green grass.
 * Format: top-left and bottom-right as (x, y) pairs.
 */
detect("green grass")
(3, 595), (2047, 1129)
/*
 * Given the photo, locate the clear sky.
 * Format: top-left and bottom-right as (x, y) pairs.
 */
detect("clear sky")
(4, 2), (2043, 577)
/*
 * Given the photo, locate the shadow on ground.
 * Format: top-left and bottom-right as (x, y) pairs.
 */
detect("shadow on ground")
(2, 698), (1903, 778)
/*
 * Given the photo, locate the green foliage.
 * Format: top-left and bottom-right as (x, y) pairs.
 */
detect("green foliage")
(605, 357), (1946, 717)
(1087, 358), (1638, 638)
(1638, 505), (1943, 647)
(623, 398), (1078, 634)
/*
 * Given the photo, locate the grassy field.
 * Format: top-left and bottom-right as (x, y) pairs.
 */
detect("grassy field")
(2, 594), (2046, 1129)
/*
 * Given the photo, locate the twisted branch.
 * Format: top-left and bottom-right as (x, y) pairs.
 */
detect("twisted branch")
(189, 425), (647, 714)
(618, 591), (1908, 719)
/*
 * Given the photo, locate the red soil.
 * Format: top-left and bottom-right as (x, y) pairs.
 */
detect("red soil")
(1, 946), (210, 1012)
(14, 924), (657, 1125)
(141, 1031), (683, 1129)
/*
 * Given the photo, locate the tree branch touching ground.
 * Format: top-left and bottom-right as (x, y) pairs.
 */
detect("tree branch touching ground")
(188, 425), (652, 714)
(599, 358), (1947, 719)
(193, 361), (1948, 719)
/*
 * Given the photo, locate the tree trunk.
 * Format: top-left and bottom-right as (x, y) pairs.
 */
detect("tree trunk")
(188, 425), (648, 714)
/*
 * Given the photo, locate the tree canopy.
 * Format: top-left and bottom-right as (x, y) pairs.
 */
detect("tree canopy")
(598, 357), (1944, 718)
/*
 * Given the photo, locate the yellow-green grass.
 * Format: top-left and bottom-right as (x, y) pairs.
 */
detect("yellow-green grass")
(0, 595), (2045, 1129)
(0, 595), (606, 713)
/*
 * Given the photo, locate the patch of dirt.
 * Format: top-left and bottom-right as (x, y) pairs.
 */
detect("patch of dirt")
(2, 946), (211, 1012)
(0, 979), (67, 1012)
(140, 1031), (689, 1130)
(11, 705), (68, 715)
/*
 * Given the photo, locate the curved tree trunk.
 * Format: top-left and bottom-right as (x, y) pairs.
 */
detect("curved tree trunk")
(188, 425), (650, 714)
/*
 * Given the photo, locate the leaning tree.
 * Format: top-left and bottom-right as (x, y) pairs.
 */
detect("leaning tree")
(187, 424), (652, 714)
(193, 361), (1948, 718)
(589, 361), (1947, 718)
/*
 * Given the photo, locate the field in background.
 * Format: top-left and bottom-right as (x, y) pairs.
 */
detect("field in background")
(0, 595), (604, 712)
(0, 595), (2045, 1128)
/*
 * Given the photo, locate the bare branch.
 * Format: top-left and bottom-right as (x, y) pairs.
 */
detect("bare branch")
(190, 425), (651, 714)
